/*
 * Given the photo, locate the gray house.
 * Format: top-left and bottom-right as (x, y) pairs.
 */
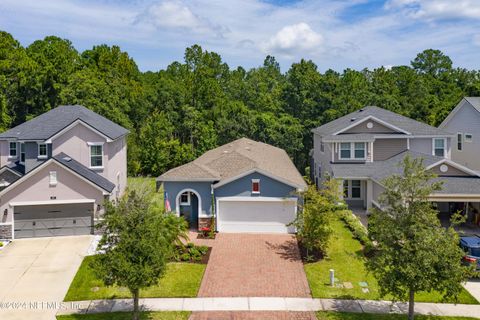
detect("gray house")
(439, 97), (480, 173)
(312, 106), (480, 219)
(0, 105), (128, 239)
(157, 138), (306, 234)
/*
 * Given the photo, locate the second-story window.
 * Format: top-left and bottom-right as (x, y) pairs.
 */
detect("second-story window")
(457, 133), (463, 151)
(90, 144), (103, 168)
(20, 143), (25, 163)
(38, 143), (47, 158)
(9, 142), (17, 158)
(433, 138), (446, 157)
(339, 142), (366, 160)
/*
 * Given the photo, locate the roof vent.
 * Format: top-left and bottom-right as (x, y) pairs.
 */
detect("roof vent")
(245, 147), (251, 151)
(63, 156), (72, 162)
(350, 118), (357, 122)
(223, 150), (229, 154)
(359, 108), (364, 112)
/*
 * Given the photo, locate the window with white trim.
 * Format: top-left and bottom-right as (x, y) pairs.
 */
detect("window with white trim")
(433, 138), (445, 157)
(339, 142), (366, 160)
(49, 171), (57, 186)
(252, 179), (260, 194)
(180, 192), (190, 205)
(20, 143), (25, 163)
(343, 180), (362, 199)
(465, 133), (473, 142)
(457, 133), (463, 151)
(9, 142), (17, 157)
(340, 143), (351, 159)
(38, 143), (47, 158)
(90, 144), (103, 168)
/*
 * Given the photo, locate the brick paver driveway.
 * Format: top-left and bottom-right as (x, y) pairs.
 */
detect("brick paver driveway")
(196, 233), (311, 297)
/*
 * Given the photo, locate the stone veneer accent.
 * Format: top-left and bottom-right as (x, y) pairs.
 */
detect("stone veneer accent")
(198, 217), (214, 230)
(0, 224), (12, 239)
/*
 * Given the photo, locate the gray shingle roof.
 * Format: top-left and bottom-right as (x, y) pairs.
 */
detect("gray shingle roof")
(465, 97), (480, 113)
(313, 106), (452, 136)
(158, 138), (307, 189)
(0, 105), (129, 141)
(54, 153), (115, 192)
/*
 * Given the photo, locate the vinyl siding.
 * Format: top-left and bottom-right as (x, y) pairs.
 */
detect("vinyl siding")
(372, 181), (385, 204)
(342, 119), (397, 134)
(441, 101), (480, 171)
(429, 163), (471, 177)
(373, 139), (408, 161)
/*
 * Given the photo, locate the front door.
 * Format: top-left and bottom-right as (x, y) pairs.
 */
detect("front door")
(179, 191), (199, 230)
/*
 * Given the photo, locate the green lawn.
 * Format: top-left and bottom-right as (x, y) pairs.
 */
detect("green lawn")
(127, 177), (164, 209)
(64, 256), (206, 301)
(316, 312), (478, 320)
(57, 312), (190, 320)
(305, 217), (478, 304)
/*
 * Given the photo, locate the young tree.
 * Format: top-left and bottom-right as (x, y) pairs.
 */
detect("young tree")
(367, 156), (471, 320)
(93, 188), (187, 320)
(293, 179), (343, 258)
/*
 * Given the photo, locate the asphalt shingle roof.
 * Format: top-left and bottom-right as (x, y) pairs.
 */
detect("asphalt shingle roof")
(158, 138), (307, 188)
(331, 150), (480, 194)
(0, 105), (129, 141)
(312, 106), (452, 136)
(54, 153), (115, 192)
(465, 97), (480, 113)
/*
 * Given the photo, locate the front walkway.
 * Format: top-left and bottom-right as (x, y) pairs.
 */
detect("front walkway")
(56, 297), (480, 318)
(194, 233), (311, 298)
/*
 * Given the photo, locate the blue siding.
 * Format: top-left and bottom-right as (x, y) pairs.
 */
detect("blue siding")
(214, 172), (297, 198)
(163, 181), (213, 216)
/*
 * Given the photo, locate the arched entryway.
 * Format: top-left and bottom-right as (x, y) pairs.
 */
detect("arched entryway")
(175, 189), (202, 230)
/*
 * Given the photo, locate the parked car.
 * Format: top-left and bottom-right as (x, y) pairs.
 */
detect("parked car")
(460, 235), (480, 271)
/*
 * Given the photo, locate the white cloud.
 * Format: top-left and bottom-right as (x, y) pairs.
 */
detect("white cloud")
(137, 1), (228, 37)
(385, 0), (480, 20)
(263, 23), (323, 57)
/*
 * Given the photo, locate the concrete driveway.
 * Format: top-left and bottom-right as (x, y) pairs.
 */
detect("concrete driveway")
(0, 236), (93, 320)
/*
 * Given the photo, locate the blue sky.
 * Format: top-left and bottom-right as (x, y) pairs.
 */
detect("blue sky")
(1, 0), (479, 72)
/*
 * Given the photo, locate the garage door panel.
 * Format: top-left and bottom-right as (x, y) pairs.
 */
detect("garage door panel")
(218, 199), (296, 234)
(14, 203), (93, 238)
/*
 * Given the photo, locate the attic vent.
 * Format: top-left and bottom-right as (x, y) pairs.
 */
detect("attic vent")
(63, 156), (72, 162)
(350, 118), (357, 122)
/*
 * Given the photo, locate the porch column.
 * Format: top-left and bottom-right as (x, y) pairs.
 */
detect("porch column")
(338, 179), (345, 201)
(366, 180), (373, 210)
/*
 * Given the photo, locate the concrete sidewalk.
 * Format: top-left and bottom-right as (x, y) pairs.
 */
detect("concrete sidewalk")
(56, 297), (480, 318)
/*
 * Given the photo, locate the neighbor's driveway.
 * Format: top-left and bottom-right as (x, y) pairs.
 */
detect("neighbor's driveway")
(196, 233), (311, 297)
(0, 236), (93, 320)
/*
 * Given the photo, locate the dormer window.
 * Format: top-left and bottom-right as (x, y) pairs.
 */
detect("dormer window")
(9, 142), (17, 158)
(252, 179), (260, 194)
(339, 142), (366, 160)
(38, 143), (47, 159)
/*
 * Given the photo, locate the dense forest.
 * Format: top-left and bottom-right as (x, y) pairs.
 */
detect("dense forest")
(1, 31), (479, 176)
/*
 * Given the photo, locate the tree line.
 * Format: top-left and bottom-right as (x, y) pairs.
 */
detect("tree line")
(1, 31), (479, 176)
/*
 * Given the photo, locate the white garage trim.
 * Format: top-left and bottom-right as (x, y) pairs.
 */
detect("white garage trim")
(216, 196), (298, 234)
(9, 199), (96, 207)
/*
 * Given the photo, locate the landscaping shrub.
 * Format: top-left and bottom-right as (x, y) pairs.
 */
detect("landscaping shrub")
(173, 243), (209, 263)
(0, 242), (3, 248)
(339, 210), (374, 254)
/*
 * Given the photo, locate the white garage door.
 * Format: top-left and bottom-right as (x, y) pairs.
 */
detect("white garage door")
(217, 197), (297, 233)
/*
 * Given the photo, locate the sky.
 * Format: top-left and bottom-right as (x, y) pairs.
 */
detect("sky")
(0, 0), (479, 72)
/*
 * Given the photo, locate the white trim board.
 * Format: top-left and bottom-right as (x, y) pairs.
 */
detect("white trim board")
(332, 115), (411, 135)
(425, 159), (480, 177)
(212, 168), (305, 191)
(44, 119), (113, 143)
(9, 199), (95, 207)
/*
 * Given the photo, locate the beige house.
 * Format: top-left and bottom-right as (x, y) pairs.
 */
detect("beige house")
(0, 105), (128, 239)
